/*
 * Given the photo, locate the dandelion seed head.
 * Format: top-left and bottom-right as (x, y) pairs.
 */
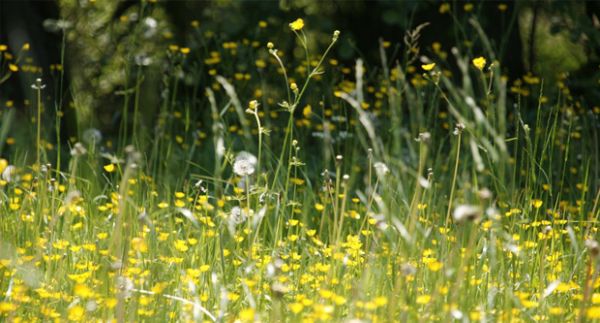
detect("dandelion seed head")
(453, 204), (482, 223)
(2, 165), (16, 182)
(586, 239), (600, 256)
(373, 162), (389, 178)
(233, 151), (257, 176)
(70, 142), (87, 157)
(230, 206), (247, 225)
(116, 276), (134, 298)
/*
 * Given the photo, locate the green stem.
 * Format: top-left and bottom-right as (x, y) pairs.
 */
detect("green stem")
(445, 131), (462, 226)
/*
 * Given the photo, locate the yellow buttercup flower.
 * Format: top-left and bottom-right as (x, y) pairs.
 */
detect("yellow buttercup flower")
(472, 56), (486, 70)
(421, 63), (436, 71)
(103, 163), (116, 173)
(439, 3), (451, 14)
(289, 18), (304, 31)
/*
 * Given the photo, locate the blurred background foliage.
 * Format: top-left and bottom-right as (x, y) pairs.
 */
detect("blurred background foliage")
(0, 0), (599, 159)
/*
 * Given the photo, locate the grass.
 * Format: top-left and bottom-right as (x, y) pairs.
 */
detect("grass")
(0, 11), (599, 323)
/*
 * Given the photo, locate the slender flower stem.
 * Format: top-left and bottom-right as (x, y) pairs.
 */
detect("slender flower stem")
(445, 131), (462, 226)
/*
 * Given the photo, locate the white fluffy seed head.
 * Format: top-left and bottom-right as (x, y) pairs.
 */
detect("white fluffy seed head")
(373, 162), (389, 178)
(233, 151), (257, 176)
(453, 204), (482, 223)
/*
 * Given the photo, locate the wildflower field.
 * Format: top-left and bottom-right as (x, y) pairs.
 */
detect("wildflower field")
(0, 1), (599, 322)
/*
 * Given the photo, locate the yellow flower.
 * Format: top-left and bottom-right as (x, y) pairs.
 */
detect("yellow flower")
(549, 307), (564, 315)
(427, 260), (443, 272)
(174, 239), (189, 252)
(0, 159), (7, 174)
(0, 302), (17, 313)
(131, 237), (148, 253)
(472, 56), (486, 70)
(103, 163), (116, 172)
(421, 63), (436, 71)
(531, 199), (543, 209)
(289, 302), (304, 314)
(8, 64), (18, 72)
(248, 100), (259, 110)
(302, 104), (312, 117)
(289, 18), (304, 31)
(255, 59), (266, 68)
(239, 308), (255, 321)
(416, 294), (431, 305)
(74, 284), (95, 298)
(439, 3), (450, 14)
(588, 307), (600, 319)
(68, 305), (85, 321)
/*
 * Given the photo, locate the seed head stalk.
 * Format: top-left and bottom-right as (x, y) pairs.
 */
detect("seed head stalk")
(445, 129), (462, 227)
(268, 30), (339, 194)
(32, 78), (45, 168)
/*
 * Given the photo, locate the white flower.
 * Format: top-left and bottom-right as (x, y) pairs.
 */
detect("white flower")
(373, 162), (389, 178)
(143, 17), (158, 38)
(233, 151), (257, 176)
(31, 78), (46, 90)
(64, 190), (81, 205)
(230, 206), (247, 224)
(70, 142), (87, 157)
(116, 276), (134, 298)
(134, 54), (152, 66)
(82, 128), (102, 145)
(2, 165), (16, 182)
(586, 239), (600, 256)
(418, 176), (430, 189)
(453, 204), (482, 223)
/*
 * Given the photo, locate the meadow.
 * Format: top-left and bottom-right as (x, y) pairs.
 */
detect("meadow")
(0, 2), (599, 322)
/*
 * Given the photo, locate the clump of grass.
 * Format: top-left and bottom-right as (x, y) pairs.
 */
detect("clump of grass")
(0, 11), (599, 323)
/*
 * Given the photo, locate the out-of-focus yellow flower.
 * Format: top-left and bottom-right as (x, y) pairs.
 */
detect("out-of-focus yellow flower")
(302, 104), (312, 117)
(289, 18), (304, 31)
(416, 294), (431, 305)
(103, 164), (116, 173)
(239, 308), (255, 321)
(421, 63), (436, 71)
(68, 305), (85, 321)
(588, 307), (600, 319)
(439, 3), (450, 14)
(0, 159), (7, 174)
(472, 57), (486, 70)
(531, 199), (543, 209)
(248, 100), (259, 110)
